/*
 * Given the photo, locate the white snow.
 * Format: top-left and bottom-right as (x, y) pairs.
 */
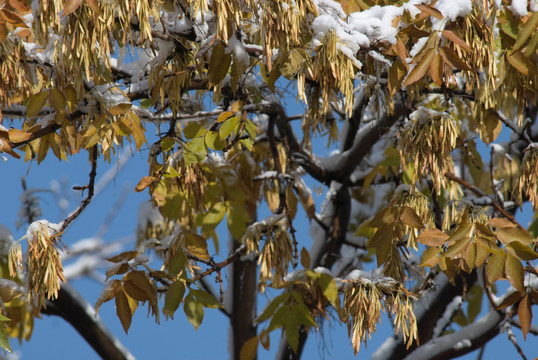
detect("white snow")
(433, 296), (462, 338)
(453, 339), (472, 350)
(435, 0), (473, 21)
(228, 35), (250, 66)
(508, 0), (529, 16)
(26, 219), (62, 242)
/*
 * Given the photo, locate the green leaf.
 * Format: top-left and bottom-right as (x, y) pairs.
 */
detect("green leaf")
(183, 122), (207, 139)
(292, 303), (317, 328)
(267, 304), (290, 332)
(200, 202), (227, 229)
(219, 116), (240, 139)
(205, 131), (226, 150)
(0, 325), (12, 353)
(285, 315), (299, 352)
(163, 280), (185, 318)
(168, 250), (187, 277)
(208, 43), (232, 86)
(161, 137), (175, 152)
(191, 289), (223, 308)
(184, 293), (204, 330)
(318, 273), (338, 306)
(183, 137), (207, 166)
(227, 201), (250, 239)
(256, 292), (290, 323)
(513, 12), (538, 52)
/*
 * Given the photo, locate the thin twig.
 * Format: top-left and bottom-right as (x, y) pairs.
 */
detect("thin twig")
(192, 249), (245, 282)
(505, 322), (528, 360)
(488, 109), (532, 144)
(59, 146), (98, 234)
(444, 172), (528, 233)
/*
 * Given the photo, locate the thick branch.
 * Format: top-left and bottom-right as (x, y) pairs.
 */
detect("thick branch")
(43, 284), (135, 360)
(402, 309), (504, 360)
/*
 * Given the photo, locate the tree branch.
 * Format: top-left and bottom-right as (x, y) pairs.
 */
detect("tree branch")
(43, 284), (135, 360)
(59, 146), (98, 234)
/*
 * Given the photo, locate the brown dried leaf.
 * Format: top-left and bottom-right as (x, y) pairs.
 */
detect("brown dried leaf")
(115, 288), (133, 334)
(505, 255), (524, 293)
(429, 52), (443, 86)
(403, 48), (435, 87)
(415, 4), (443, 20)
(439, 46), (472, 71)
(518, 293), (532, 339)
(135, 176), (155, 192)
(418, 228), (449, 246)
(442, 30), (471, 52)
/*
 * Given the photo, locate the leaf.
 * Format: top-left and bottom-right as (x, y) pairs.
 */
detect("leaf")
(415, 4), (443, 20)
(208, 44), (232, 86)
(444, 237), (471, 257)
(429, 52), (443, 87)
(109, 103), (132, 116)
(513, 12), (538, 52)
(256, 292), (290, 323)
(506, 51), (536, 75)
(259, 329), (270, 350)
(318, 273), (338, 306)
(8, 129), (32, 143)
(518, 293), (532, 340)
(216, 111), (234, 123)
(26, 91), (49, 117)
(123, 270), (157, 303)
(403, 48), (435, 87)
(292, 303), (317, 328)
(184, 233), (210, 260)
(388, 58), (406, 95)
(107, 251), (139, 263)
(489, 217), (518, 228)
(183, 122), (207, 139)
(442, 30), (471, 51)
(168, 250), (187, 278)
(219, 116), (240, 139)
(240, 336), (258, 360)
(95, 280), (122, 314)
(86, 0), (100, 14)
(184, 293), (204, 330)
(205, 131), (226, 150)
(201, 203), (226, 228)
(0, 324), (12, 353)
(285, 315), (299, 352)
(505, 254), (524, 293)
(105, 262), (130, 280)
(115, 289), (133, 334)
(399, 206), (424, 229)
(417, 228), (449, 246)
(300, 247), (311, 269)
(496, 227), (535, 245)
(439, 46), (472, 71)
(49, 89), (66, 112)
(480, 108), (502, 144)
(496, 291), (523, 310)
(486, 252), (506, 284)
(506, 241), (538, 260)
(183, 137), (207, 166)
(0, 8), (27, 27)
(191, 289), (223, 308)
(62, 0), (83, 16)
(163, 280), (185, 318)
(135, 176), (155, 192)
(420, 246), (440, 267)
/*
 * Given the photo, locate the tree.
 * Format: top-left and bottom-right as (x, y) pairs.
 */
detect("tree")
(0, 0), (537, 359)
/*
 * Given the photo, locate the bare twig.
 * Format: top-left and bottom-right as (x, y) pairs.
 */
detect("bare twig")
(444, 172), (528, 232)
(59, 146), (98, 234)
(505, 322), (528, 360)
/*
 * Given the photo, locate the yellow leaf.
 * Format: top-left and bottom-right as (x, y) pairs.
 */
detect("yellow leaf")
(429, 52), (443, 87)
(486, 252), (506, 284)
(506, 51), (537, 75)
(135, 176), (154, 192)
(49, 88), (66, 112)
(109, 103), (132, 116)
(403, 48), (435, 87)
(240, 336), (258, 360)
(123, 270), (157, 303)
(439, 46), (471, 71)
(496, 227), (535, 245)
(184, 233), (210, 260)
(62, 0), (83, 17)
(518, 294), (532, 340)
(26, 91), (49, 117)
(115, 288), (133, 334)
(417, 228), (449, 246)
(216, 111), (234, 123)
(513, 12), (538, 52)
(415, 4), (443, 20)
(399, 206), (424, 229)
(489, 217), (518, 228)
(8, 129), (31, 143)
(505, 255), (524, 293)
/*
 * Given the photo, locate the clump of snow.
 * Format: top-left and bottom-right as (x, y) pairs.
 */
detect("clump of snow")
(435, 0), (473, 21)
(508, 0), (529, 16)
(26, 219), (62, 242)
(228, 35), (250, 66)
(453, 339), (472, 350)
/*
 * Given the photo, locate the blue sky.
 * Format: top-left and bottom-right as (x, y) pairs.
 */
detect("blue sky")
(0, 107), (535, 359)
